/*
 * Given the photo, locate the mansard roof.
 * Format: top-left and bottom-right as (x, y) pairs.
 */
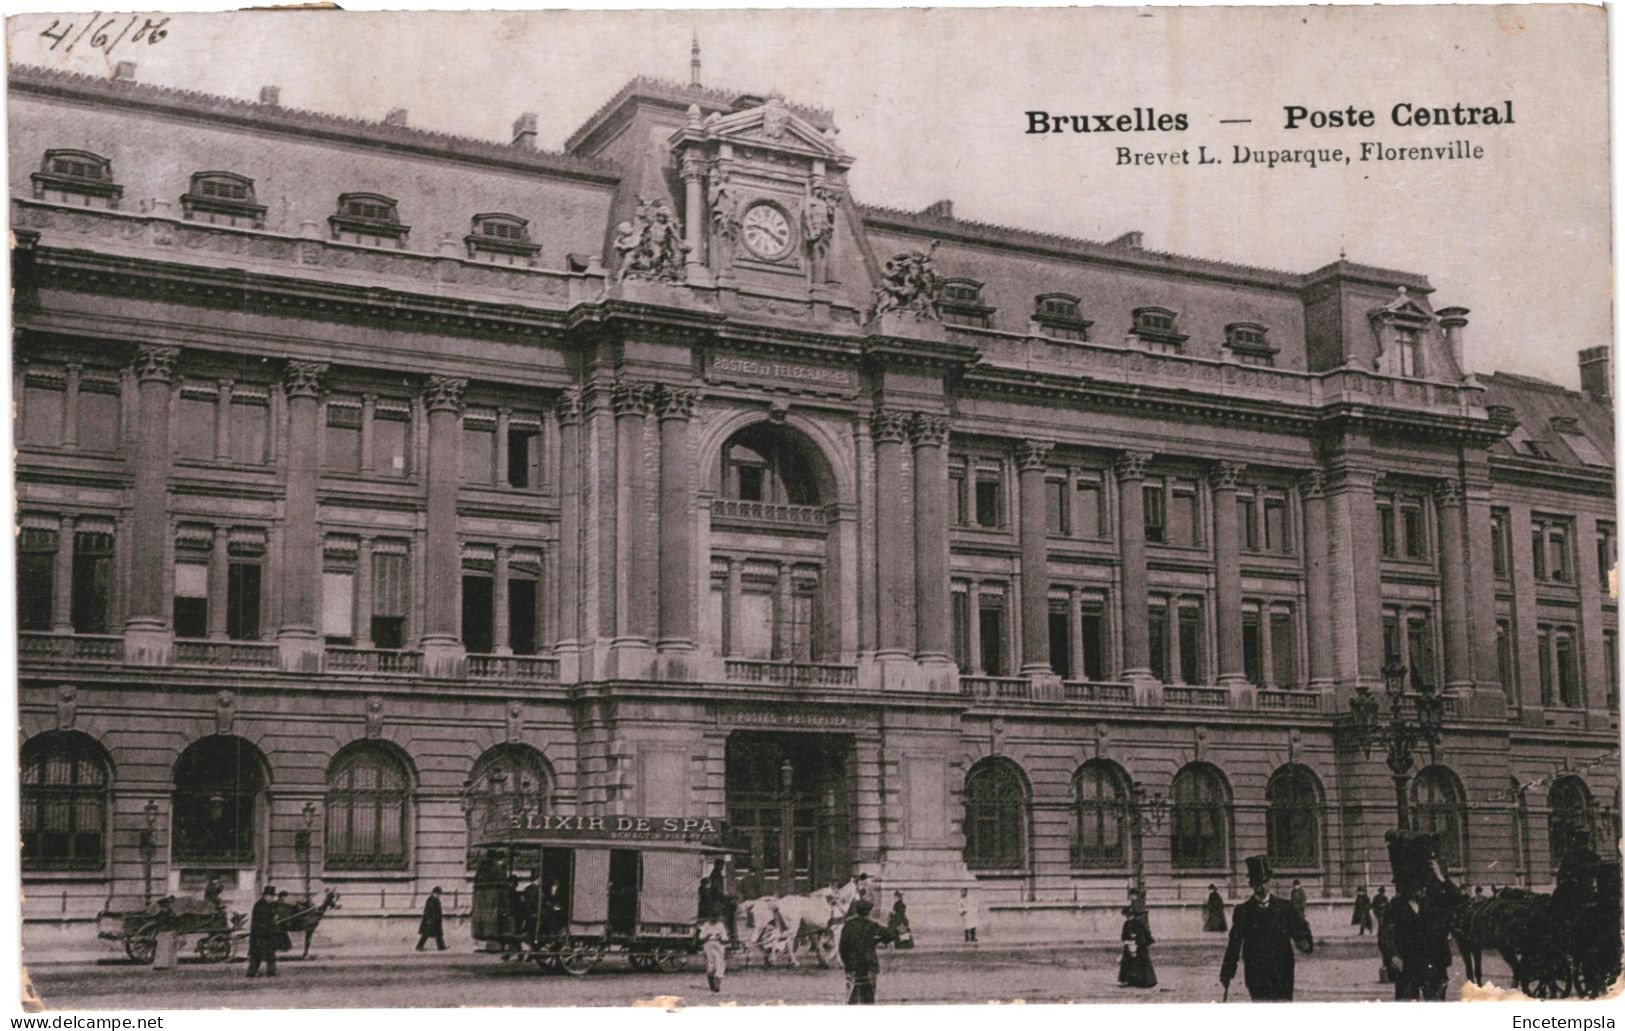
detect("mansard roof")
(1480, 371), (1614, 472)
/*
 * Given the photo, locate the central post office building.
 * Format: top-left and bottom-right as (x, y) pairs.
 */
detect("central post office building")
(12, 63), (1618, 948)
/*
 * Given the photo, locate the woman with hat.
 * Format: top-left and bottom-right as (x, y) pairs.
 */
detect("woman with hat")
(1219, 856), (1313, 1001)
(1117, 900), (1157, 988)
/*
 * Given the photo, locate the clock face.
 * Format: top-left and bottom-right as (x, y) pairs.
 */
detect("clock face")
(741, 203), (793, 260)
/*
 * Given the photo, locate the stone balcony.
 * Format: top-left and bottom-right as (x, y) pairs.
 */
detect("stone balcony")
(322, 646), (425, 675)
(173, 639), (279, 669)
(465, 654), (561, 683)
(709, 498), (832, 530)
(19, 632), (124, 663)
(723, 659), (857, 688)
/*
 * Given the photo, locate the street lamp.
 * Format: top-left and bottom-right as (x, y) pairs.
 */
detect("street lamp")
(294, 801), (317, 899)
(1127, 780), (1169, 895)
(139, 799), (160, 905)
(1345, 663), (1446, 830)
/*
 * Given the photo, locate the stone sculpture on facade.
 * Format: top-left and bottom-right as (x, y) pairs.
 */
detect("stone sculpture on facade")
(803, 185), (837, 286)
(614, 195), (689, 283)
(708, 171), (741, 275)
(872, 241), (941, 320)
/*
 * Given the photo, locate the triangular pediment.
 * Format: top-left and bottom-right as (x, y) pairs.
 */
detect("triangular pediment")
(706, 101), (845, 159)
(1369, 287), (1433, 325)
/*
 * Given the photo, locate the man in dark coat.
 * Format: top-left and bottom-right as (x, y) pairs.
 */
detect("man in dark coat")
(1371, 886), (1390, 925)
(1289, 880), (1307, 916)
(1380, 831), (1461, 1001)
(417, 886), (446, 951)
(247, 885), (280, 978)
(1203, 884), (1228, 932)
(1352, 886), (1374, 935)
(273, 891), (295, 952)
(1220, 856), (1313, 1001)
(837, 898), (898, 1004)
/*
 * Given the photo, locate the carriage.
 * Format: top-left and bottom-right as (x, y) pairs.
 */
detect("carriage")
(97, 897), (244, 964)
(469, 811), (740, 977)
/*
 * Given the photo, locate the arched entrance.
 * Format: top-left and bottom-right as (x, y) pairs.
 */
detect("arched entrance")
(725, 732), (852, 895)
(172, 736), (269, 867)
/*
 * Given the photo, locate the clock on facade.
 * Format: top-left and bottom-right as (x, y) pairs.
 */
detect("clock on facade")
(741, 202), (794, 261)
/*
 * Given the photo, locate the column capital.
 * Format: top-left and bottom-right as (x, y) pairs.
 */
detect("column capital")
(283, 360), (330, 400)
(132, 345), (180, 384)
(1296, 469), (1328, 500)
(1114, 450), (1154, 481)
(218, 377), (236, 393)
(1208, 460), (1247, 491)
(1016, 439), (1056, 472)
(871, 409), (911, 445)
(655, 385), (700, 422)
(1433, 478), (1463, 507)
(555, 388), (583, 426)
(610, 381), (654, 417)
(680, 152), (707, 181)
(907, 412), (950, 448)
(423, 376), (467, 414)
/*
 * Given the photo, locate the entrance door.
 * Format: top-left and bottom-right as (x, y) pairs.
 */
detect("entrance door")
(607, 849), (640, 937)
(725, 732), (852, 895)
(540, 846), (574, 926)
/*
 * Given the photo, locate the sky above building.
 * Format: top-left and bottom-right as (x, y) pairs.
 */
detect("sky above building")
(4, 5), (1611, 387)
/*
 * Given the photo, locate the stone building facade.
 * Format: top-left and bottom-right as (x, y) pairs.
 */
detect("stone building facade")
(11, 64), (1618, 951)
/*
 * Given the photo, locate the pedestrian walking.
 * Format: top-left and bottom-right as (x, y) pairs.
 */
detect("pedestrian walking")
(1381, 831), (1460, 1002)
(699, 914), (730, 993)
(887, 891), (914, 949)
(246, 885), (280, 978)
(958, 886), (979, 943)
(1203, 884), (1228, 932)
(417, 886), (447, 951)
(1371, 885), (1390, 926)
(273, 891), (295, 953)
(1117, 904), (1157, 988)
(1219, 856), (1314, 1001)
(837, 898), (898, 1004)
(150, 896), (179, 972)
(1289, 879), (1307, 917)
(1352, 886), (1374, 935)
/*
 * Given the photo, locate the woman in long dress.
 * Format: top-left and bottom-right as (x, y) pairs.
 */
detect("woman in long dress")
(887, 891), (914, 949)
(1117, 906), (1157, 988)
(1351, 886), (1374, 935)
(1202, 884), (1228, 932)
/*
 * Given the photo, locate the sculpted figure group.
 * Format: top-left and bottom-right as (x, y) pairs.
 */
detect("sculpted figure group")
(614, 196), (689, 283)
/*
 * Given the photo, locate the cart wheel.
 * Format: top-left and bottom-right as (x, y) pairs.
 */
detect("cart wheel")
(559, 946), (600, 977)
(198, 934), (233, 964)
(125, 935), (157, 965)
(653, 948), (687, 974)
(813, 930), (838, 969)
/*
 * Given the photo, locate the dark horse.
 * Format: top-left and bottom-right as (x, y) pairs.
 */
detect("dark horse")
(278, 889), (342, 959)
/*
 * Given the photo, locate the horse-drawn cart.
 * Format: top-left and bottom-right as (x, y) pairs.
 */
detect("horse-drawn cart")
(97, 898), (245, 964)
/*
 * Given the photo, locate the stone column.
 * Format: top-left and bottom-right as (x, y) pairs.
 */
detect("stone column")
(207, 527), (229, 641)
(1210, 462), (1249, 698)
(775, 562), (793, 659)
(356, 536), (375, 649)
(910, 414), (952, 668)
(216, 379), (234, 462)
(1017, 439), (1056, 681)
(872, 411), (913, 657)
(611, 383), (654, 645)
(359, 394), (376, 473)
(125, 346), (179, 663)
(656, 386), (699, 657)
(493, 544), (512, 656)
(276, 360), (327, 670)
(681, 154), (706, 278)
(1435, 480), (1473, 692)
(967, 585), (984, 674)
(495, 407), (511, 488)
(1298, 472), (1336, 690)
(555, 391), (582, 658)
(62, 364), (81, 447)
(726, 560), (743, 657)
(1068, 588), (1085, 680)
(421, 376), (467, 674)
(1323, 452), (1385, 696)
(1115, 452), (1155, 682)
(52, 515), (75, 633)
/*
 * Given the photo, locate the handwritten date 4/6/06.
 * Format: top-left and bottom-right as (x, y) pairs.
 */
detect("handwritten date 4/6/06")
(38, 14), (169, 56)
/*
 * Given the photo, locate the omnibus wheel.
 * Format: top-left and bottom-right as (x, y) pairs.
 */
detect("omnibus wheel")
(653, 948), (686, 973)
(197, 934), (233, 963)
(125, 934), (157, 965)
(560, 946), (600, 977)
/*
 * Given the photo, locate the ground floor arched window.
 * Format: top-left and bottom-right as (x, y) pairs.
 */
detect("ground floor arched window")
(1072, 760), (1126, 868)
(1411, 765), (1468, 873)
(325, 743), (413, 871)
(1265, 765), (1322, 869)
(1171, 763), (1230, 869)
(1547, 775), (1594, 872)
(964, 758), (1028, 871)
(464, 743), (551, 860)
(21, 731), (110, 871)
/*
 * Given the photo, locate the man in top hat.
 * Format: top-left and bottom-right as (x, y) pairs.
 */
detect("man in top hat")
(837, 897), (899, 1004)
(247, 885), (281, 978)
(1220, 856), (1314, 1001)
(1380, 830), (1460, 1001)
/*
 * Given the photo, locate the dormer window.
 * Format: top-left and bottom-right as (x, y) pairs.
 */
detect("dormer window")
(1225, 322), (1275, 367)
(1395, 328), (1423, 377)
(181, 172), (266, 228)
(1033, 293), (1092, 342)
(465, 213), (541, 266)
(939, 278), (995, 329)
(1132, 307), (1188, 352)
(32, 150), (122, 208)
(330, 193), (410, 247)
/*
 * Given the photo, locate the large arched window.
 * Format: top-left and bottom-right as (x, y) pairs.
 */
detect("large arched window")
(1411, 766), (1468, 873)
(1072, 760), (1127, 868)
(463, 744), (552, 859)
(1548, 776), (1594, 872)
(174, 737), (267, 865)
(325, 743), (413, 871)
(21, 732), (111, 871)
(1171, 763), (1230, 869)
(1266, 765), (1322, 869)
(720, 424), (822, 505)
(963, 758), (1028, 871)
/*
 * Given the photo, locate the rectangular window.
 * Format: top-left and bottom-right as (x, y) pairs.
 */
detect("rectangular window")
(1402, 505), (1425, 558)
(1263, 499), (1289, 554)
(1397, 330), (1422, 377)
(1548, 528), (1569, 583)
(70, 532), (114, 634)
(788, 581), (818, 662)
(1075, 477), (1105, 539)
(462, 421), (496, 484)
(1148, 602), (1168, 682)
(372, 412), (410, 477)
(1406, 615), (1435, 690)
(1080, 602), (1107, 681)
(1491, 510), (1510, 577)
(951, 589), (971, 673)
(325, 401), (362, 473)
(739, 590), (775, 660)
(172, 561), (208, 639)
(176, 392), (217, 462)
(78, 386), (120, 452)
(322, 571), (355, 644)
(1382, 611), (1402, 670)
(1178, 602), (1204, 684)
(1270, 610), (1296, 687)
(1242, 611), (1262, 684)
(1049, 605), (1071, 678)
(1045, 478), (1067, 535)
(371, 550), (409, 649)
(978, 596), (1006, 676)
(1379, 504), (1397, 558)
(1238, 495), (1258, 551)
(1605, 629), (1619, 712)
(1555, 631), (1579, 707)
(975, 473), (1002, 529)
(507, 427), (541, 489)
(1144, 483), (1166, 544)
(1167, 482), (1201, 547)
(509, 577), (539, 655)
(17, 527), (58, 631)
(1532, 527), (1548, 580)
(462, 574), (494, 654)
(949, 465), (968, 526)
(226, 562), (261, 641)
(1598, 524), (1616, 586)
(1496, 619), (1516, 703)
(708, 577), (728, 656)
(1537, 627), (1554, 706)
(229, 399), (268, 465)
(22, 381), (65, 444)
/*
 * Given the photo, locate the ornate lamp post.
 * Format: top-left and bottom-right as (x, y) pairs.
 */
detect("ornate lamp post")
(139, 799), (160, 904)
(778, 759), (796, 896)
(1127, 780), (1169, 895)
(294, 801), (317, 899)
(1345, 663), (1446, 830)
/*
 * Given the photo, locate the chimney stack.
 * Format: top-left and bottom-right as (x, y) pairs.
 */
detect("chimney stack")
(1109, 230), (1144, 249)
(259, 86), (281, 107)
(511, 113), (538, 149)
(113, 61), (136, 81)
(1436, 306), (1470, 375)
(1579, 345), (1611, 402)
(384, 108), (409, 127)
(922, 199), (954, 219)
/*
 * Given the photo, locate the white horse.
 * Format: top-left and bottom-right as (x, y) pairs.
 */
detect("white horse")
(739, 879), (859, 968)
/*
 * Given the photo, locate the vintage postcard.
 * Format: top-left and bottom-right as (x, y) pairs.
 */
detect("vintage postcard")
(4, 4), (1618, 1016)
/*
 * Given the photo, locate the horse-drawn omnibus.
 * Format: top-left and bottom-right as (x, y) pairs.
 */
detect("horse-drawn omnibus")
(469, 806), (740, 977)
